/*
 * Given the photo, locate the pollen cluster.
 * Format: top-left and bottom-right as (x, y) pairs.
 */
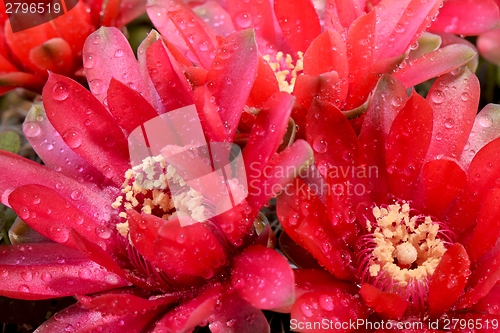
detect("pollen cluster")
(365, 203), (446, 286)
(112, 154), (206, 237)
(263, 51), (303, 93)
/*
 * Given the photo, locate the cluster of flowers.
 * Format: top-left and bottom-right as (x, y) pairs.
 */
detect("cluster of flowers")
(1, 0), (500, 332)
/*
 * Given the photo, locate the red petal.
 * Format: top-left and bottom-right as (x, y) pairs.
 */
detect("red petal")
(346, 11), (377, 91)
(116, 0), (148, 27)
(42, 73), (129, 186)
(101, 0), (121, 26)
(448, 137), (500, 235)
(385, 91), (433, 200)
(0, 243), (127, 300)
(478, 28), (500, 66)
(430, 0), (500, 35)
(23, 104), (112, 186)
(243, 92), (294, 184)
(78, 291), (177, 316)
(206, 29), (259, 141)
(226, 0), (278, 50)
(466, 188), (500, 262)
(359, 283), (408, 320)
(393, 44), (477, 88)
(34, 303), (164, 333)
(359, 75), (408, 204)
(303, 30), (348, 80)
(127, 210), (165, 270)
(428, 243), (470, 317)
(155, 218), (228, 284)
(274, 0), (321, 53)
(29, 38), (73, 75)
(83, 27), (148, 104)
(291, 290), (368, 333)
(294, 71), (348, 110)
(0, 72), (46, 92)
(208, 289), (269, 333)
(193, 85), (228, 142)
(248, 139), (314, 212)
(418, 159), (467, 217)
(107, 78), (159, 134)
(232, 245), (295, 309)
(460, 104), (500, 168)
(294, 268), (358, 297)
(326, 0), (363, 30)
(0, 151), (114, 223)
(373, 0), (442, 59)
(471, 282), (500, 315)
(424, 67), (480, 161)
(153, 285), (221, 332)
(146, 39), (194, 112)
(9, 185), (116, 251)
(247, 57), (280, 108)
(194, 1), (235, 38)
(455, 248), (500, 310)
(168, 8), (217, 69)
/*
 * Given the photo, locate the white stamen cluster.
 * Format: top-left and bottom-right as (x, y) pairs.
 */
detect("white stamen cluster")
(263, 51), (304, 93)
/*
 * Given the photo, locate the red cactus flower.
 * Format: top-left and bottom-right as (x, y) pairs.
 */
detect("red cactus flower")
(0, 26), (312, 332)
(277, 69), (500, 331)
(0, 0), (146, 95)
(146, 0), (479, 140)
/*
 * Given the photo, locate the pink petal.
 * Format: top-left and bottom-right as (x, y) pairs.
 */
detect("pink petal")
(438, 32), (479, 72)
(78, 291), (177, 316)
(42, 73), (130, 186)
(460, 104), (500, 168)
(153, 285), (221, 332)
(424, 67), (480, 162)
(194, 1), (235, 38)
(23, 104), (113, 187)
(0, 243), (127, 300)
(248, 139), (314, 212)
(168, 8), (217, 69)
(373, 0), (443, 59)
(116, 0), (148, 27)
(247, 57), (280, 108)
(206, 29), (259, 141)
(243, 92), (294, 183)
(428, 243), (470, 317)
(274, 0), (321, 53)
(478, 28), (500, 66)
(83, 27), (148, 104)
(34, 302), (164, 333)
(393, 44), (477, 88)
(471, 283), (500, 315)
(417, 159), (467, 218)
(385, 91), (433, 200)
(303, 30), (348, 79)
(9, 185), (117, 252)
(430, 0), (500, 35)
(359, 283), (408, 320)
(346, 10), (377, 91)
(466, 188), (500, 262)
(326, 0), (363, 30)
(226, 0), (278, 50)
(107, 78), (160, 134)
(29, 38), (73, 75)
(208, 289), (269, 333)
(291, 290), (368, 332)
(0, 151), (114, 223)
(294, 71), (348, 110)
(146, 39), (194, 111)
(232, 245), (295, 309)
(359, 75), (408, 204)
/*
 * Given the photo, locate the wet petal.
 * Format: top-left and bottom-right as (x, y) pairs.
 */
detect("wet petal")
(29, 38), (73, 75)
(428, 243), (470, 317)
(359, 283), (408, 320)
(303, 30), (348, 80)
(0, 243), (127, 300)
(478, 28), (500, 66)
(232, 245), (295, 309)
(42, 73), (129, 186)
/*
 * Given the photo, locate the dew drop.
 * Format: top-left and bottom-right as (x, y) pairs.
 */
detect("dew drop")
(105, 274), (119, 284)
(300, 303), (314, 317)
(235, 12), (252, 28)
(23, 122), (41, 137)
(18, 207), (30, 220)
(21, 271), (33, 281)
(89, 79), (105, 95)
(63, 131), (82, 149)
(41, 272), (52, 282)
(444, 118), (454, 129)
(288, 212), (299, 226)
(53, 82), (69, 101)
(319, 295), (334, 311)
(18, 285), (30, 293)
(114, 49), (123, 57)
(461, 92), (469, 101)
(430, 89), (444, 104)
(479, 115), (493, 128)
(70, 190), (82, 201)
(312, 136), (328, 153)
(83, 53), (96, 69)
(78, 268), (92, 280)
(48, 224), (70, 243)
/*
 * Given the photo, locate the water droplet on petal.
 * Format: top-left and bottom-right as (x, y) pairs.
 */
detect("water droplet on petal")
(48, 224), (70, 243)
(444, 118), (454, 129)
(78, 268), (92, 280)
(53, 82), (69, 101)
(430, 89), (444, 104)
(23, 122), (41, 137)
(479, 115), (493, 128)
(312, 136), (328, 153)
(114, 49), (123, 57)
(89, 79), (105, 95)
(319, 295), (334, 311)
(70, 190), (82, 200)
(63, 131), (82, 149)
(41, 272), (52, 282)
(84, 53), (96, 69)
(235, 12), (252, 28)
(300, 303), (314, 317)
(21, 271), (32, 281)
(18, 285), (30, 293)
(105, 274), (119, 284)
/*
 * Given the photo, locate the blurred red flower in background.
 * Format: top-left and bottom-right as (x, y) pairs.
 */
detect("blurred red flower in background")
(0, 0), (146, 95)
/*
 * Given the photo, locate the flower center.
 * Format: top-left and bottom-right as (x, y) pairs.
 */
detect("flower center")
(111, 153), (206, 237)
(356, 202), (454, 312)
(263, 51), (303, 93)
